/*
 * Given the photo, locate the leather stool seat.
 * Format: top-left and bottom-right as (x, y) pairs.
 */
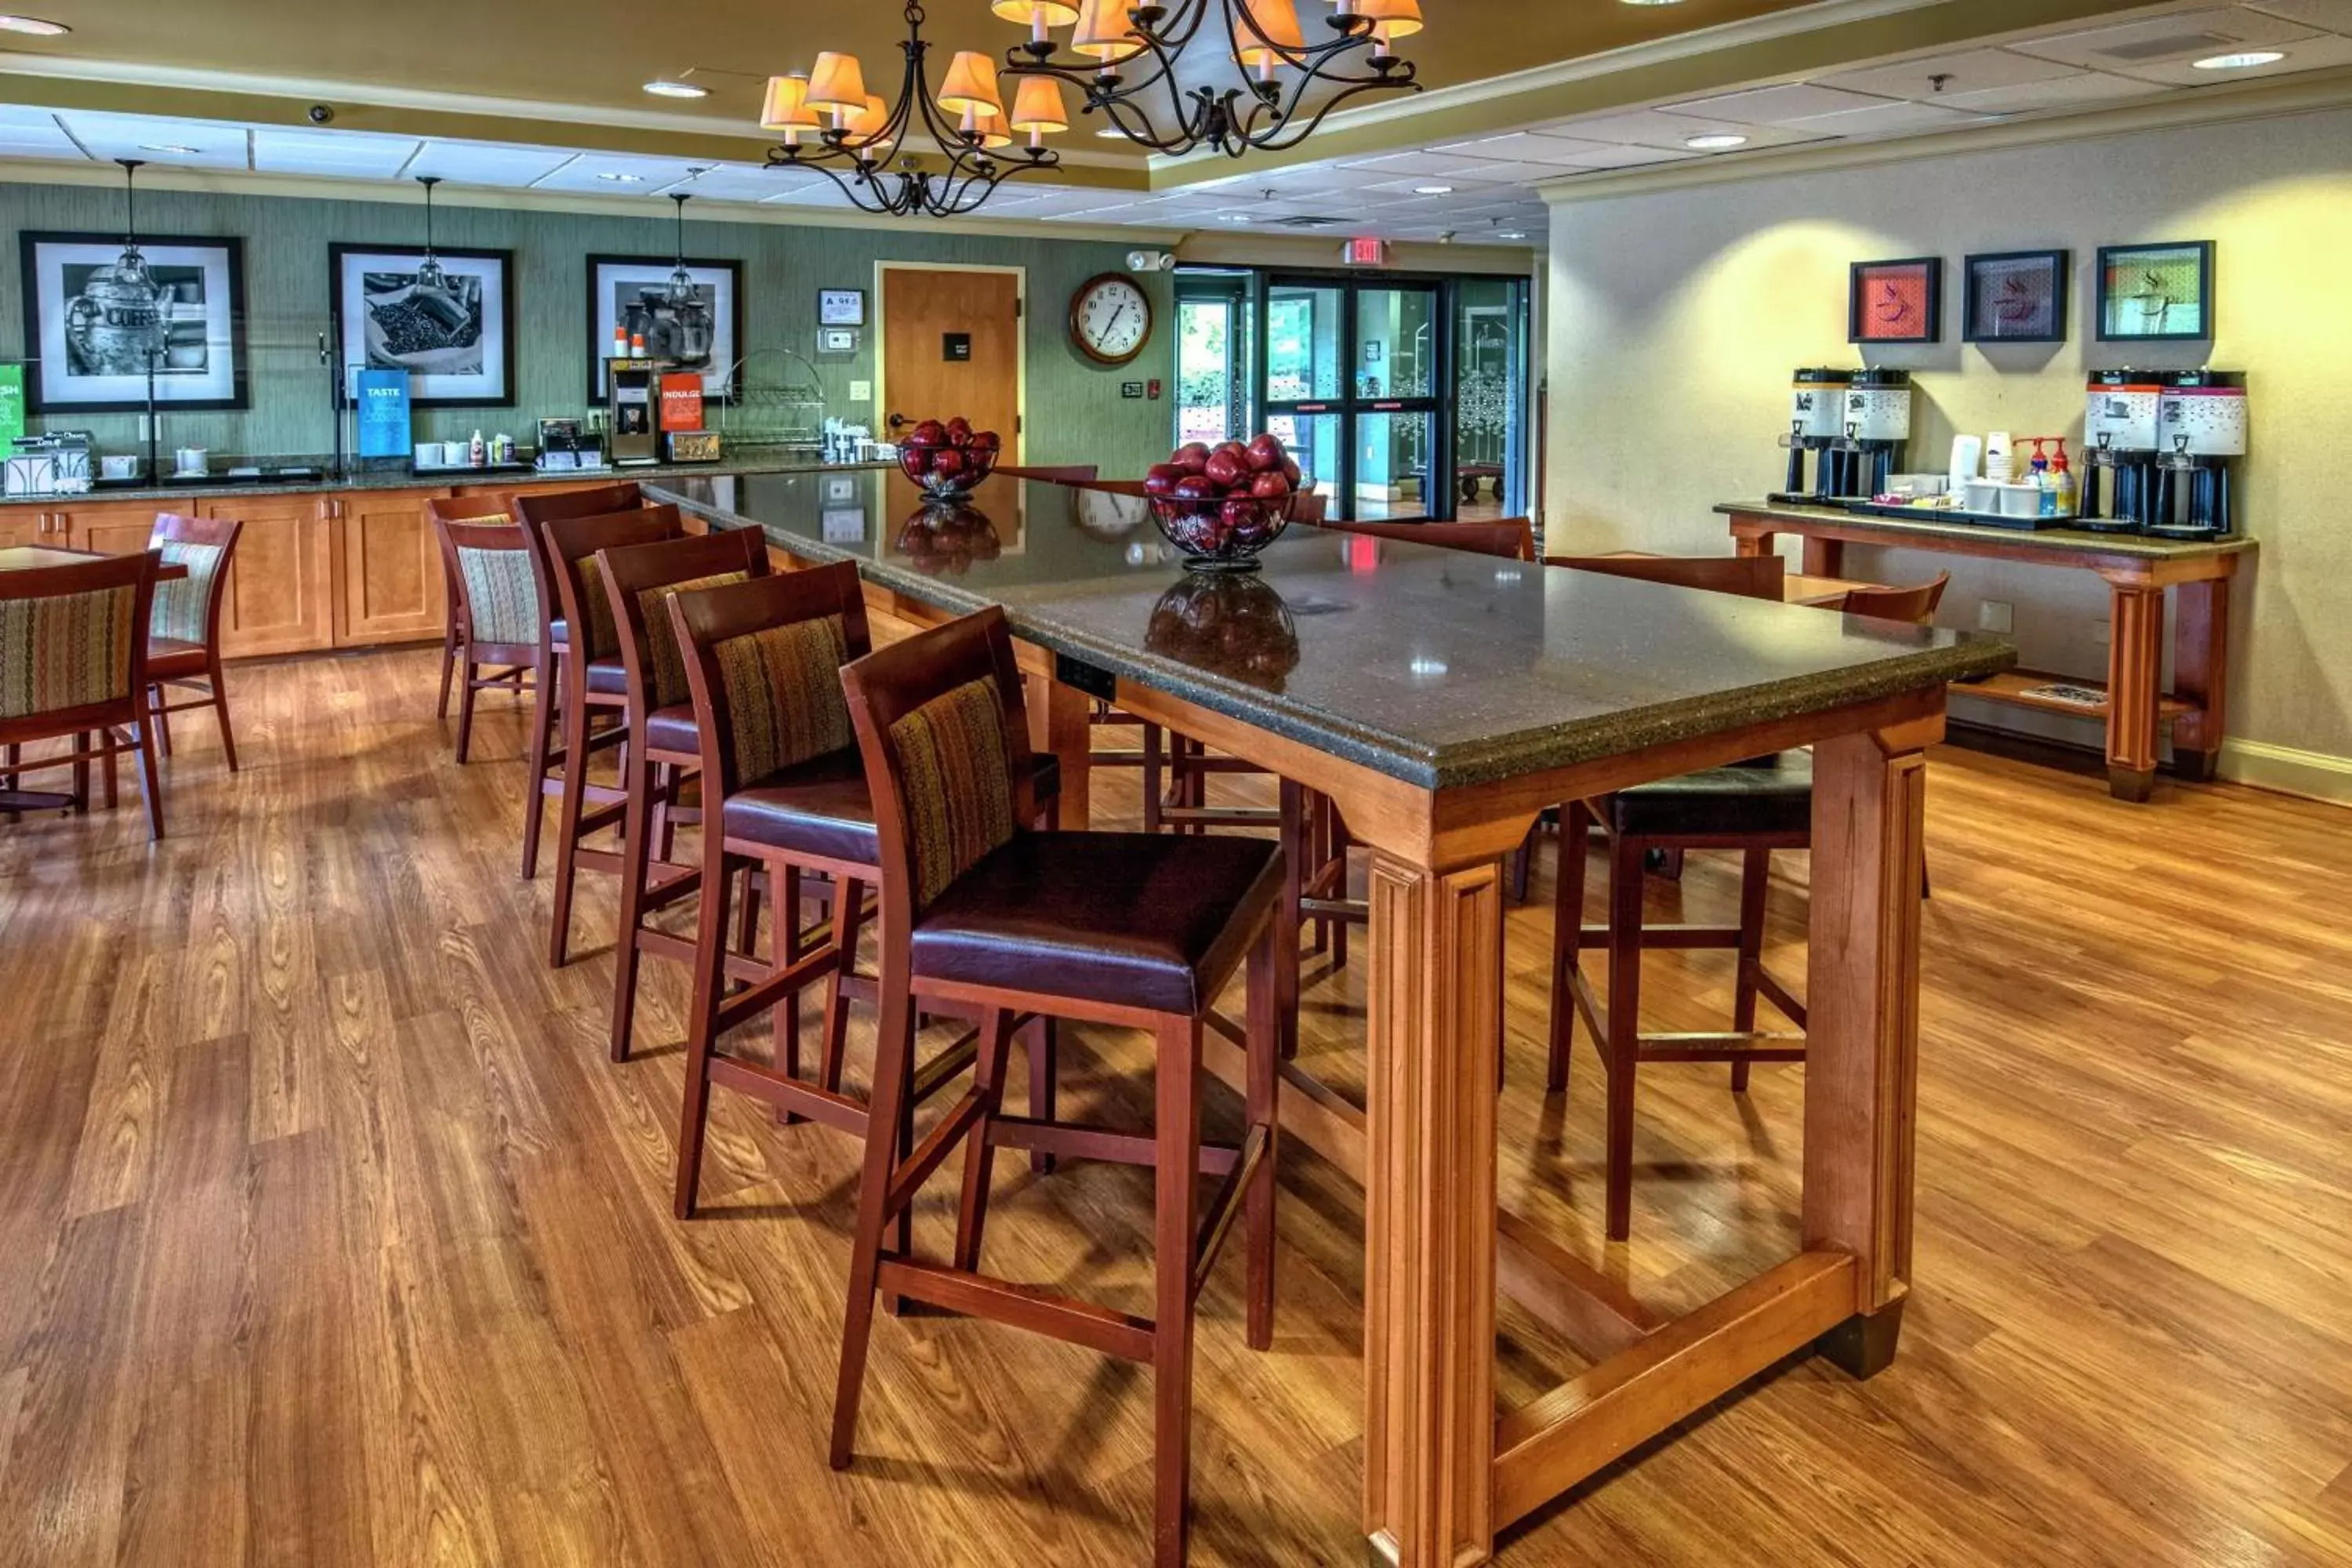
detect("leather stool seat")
(586, 658), (627, 696)
(643, 703), (700, 757)
(146, 637), (209, 678)
(549, 616), (569, 646)
(722, 751), (1062, 866)
(1609, 751), (1812, 839)
(910, 829), (1283, 1014)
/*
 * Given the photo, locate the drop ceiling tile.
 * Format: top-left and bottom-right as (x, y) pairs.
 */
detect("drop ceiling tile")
(251, 125), (419, 178)
(56, 111), (249, 169)
(1662, 82), (1904, 124)
(1816, 47), (2089, 100)
(531, 153), (722, 193)
(1334, 150), (1525, 178)
(757, 180), (858, 209)
(0, 107), (78, 158)
(653, 164), (791, 201)
(1773, 99), (1991, 138)
(1359, 176), (1512, 196)
(1434, 131), (1639, 166)
(1931, 71), (2169, 113)
(1515, 141), (1697, 170)
(2244, 0), (2352, 30)
(2005, 6), (2317, 72)
(406, 140), (580, 186)
(1531, 108), (1827, 151)
(2099, 24), (2352, 80)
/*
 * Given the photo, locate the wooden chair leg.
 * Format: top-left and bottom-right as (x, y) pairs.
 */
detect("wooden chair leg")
(209, 658), (238, 773)
(1142, 721), (1163, 834)
(607, 750), (658, 1062)
(819, 875), (866, 1102)
(1547, 800), (1591, 1094)
(953, 1007), (1019, 1274)
(1276, 778), (1305, 1061)
(1330, 813), (1352, 971)
(100, 726), (119, 810)
(130, 717), (165, 840)
(546, 688), (594, 967)
(1025, 1015), (1058, 1174)
(1730, 848), (1769, 1094)
(830, 979), (918, 1470)
(673, 844), (737, 1219)
(152, 691), (173, 759)
(437, 622), (460, 720)
(454, 659), (481, 764)
(775, 865), (807, 1125)
(1245, 923), (1279, 1352)
(521, 647), (556, 880)
(71, 731), (90, 811)
(1603, 833), (1645, 1243)
(1152, 1013), (1203, 1568)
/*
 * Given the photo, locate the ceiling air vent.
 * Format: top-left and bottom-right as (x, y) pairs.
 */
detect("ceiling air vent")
(2092, 30), (2237, 63)
(1270, 213), (1344, 228)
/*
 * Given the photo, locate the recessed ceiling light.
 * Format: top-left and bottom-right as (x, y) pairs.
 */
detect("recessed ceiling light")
(1497, 230), (1527, 239)
(642, 79), (710, 98)
(1685, 132), (1749, 150)
(1216, 213), (1254, 222)
(1414, 183), (1454, 194)
(1095, 126), (1127, 138)
(1620, 1), (1684, 5)
(139, 143), (202, 154)
(597, 172), (645, 183)
(2192, 49), (2285, 70)
(0, 14), (69, 34)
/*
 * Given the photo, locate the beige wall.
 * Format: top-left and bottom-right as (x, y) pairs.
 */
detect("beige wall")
(1542, 100), (2352, 781)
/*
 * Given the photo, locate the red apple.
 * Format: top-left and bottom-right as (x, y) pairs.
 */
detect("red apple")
(1249, 470), (1292, 501)
(1172, 474), (1216, 503)
(901, 445), (932, 475)
(1173, 441), (1212, 475)
(1220, 495), (1259, 531)
(1282, 457), (1303, 486)
(1144, 463), (1185, 496)
(1245, 433), (1286, 472)
(1203, 450), (1247, 490)
(973, 430), (1001, 452)
(931, 448), (968, 481)
(911, 419), (947, 446)
(946, 416), (973, 443)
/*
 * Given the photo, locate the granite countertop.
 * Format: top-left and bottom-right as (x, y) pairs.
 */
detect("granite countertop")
(11, 456), (887, 508)
(1719, 499), (2256, 559)
(653, 470), (2016, 790)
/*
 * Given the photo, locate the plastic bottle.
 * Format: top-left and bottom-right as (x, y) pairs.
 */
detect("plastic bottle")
(470, 429), (486, 468)
(2050, 437), (2077, 517)
(612, 325), (628, 361)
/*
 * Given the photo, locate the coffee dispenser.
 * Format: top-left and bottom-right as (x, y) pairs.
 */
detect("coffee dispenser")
(2150, 371), (2245, 539)
(1772, 368), (1855, 504)
(2078, 370), (2163, 533)
(1836, 368), (1912, 498)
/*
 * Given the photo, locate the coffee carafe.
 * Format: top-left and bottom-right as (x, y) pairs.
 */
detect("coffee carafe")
(2150, 371), (2245, 539)
(1771, 368), (1854, 504)
(1835, 368), (1911, 499)
(2078, 371), (2163, 534)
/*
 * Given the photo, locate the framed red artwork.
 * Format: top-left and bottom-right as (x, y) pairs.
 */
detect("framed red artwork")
(1848, 256), (1943, 344)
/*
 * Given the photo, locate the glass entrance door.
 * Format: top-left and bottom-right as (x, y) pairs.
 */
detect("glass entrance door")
(1454, 277), (1529, 520)
(1260, 275), (1449, 521)
(1174, 271), (1253, 448)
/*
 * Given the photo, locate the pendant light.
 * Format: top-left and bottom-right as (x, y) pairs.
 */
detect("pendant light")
(408, 175), (468, 332)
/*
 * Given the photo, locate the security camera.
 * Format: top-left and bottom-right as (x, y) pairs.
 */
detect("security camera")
(307, 104), (336, 125)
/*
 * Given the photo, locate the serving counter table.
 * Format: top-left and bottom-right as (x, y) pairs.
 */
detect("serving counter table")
(1720, 501), (2252, 802)
(656, 470), (2015, 1566)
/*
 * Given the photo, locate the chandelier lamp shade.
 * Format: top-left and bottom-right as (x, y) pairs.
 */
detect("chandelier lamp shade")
(998, 0), (1422, 158)
(758, 2), (1063, 217)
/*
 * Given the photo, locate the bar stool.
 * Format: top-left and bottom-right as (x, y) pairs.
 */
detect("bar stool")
(513, 482), (644, 878)
(829, 606), (1283, 1566)
(1, 551), (164, 837)
(143, 514), (242, 772)
(428, 512), (540, 765)
(539, 503), (684, 965)
(593, 526), (770, 1061)
(424, 495), (515, 725)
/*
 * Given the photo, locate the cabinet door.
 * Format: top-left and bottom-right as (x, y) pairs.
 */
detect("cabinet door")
(60, 501), (168, 558)
(195, 496), (335, 659)
(333, 491), (448, 646)
(0, 506), (49, 549)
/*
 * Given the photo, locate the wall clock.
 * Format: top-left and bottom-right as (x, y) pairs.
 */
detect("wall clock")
(1069, 271), (1152, 366)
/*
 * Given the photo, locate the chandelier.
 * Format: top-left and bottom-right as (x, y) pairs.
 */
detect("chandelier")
(761, 1), (1067, 218)
(996, 0), (1422, 158)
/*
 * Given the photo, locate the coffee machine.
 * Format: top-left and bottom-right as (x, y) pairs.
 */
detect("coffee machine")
(2078, 370), (2163, 533)
(1773, 368), (1855, 504)
(1836, 368), (1912, 499)
(2151, 370), (2245, 539)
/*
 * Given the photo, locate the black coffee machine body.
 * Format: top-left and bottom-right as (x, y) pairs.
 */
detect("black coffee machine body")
(1772, 368), (1855, 504)
(2078, 370), (2162, 533)
(2150, 371), (2245, 539)
(1838, 368), (1912, 499)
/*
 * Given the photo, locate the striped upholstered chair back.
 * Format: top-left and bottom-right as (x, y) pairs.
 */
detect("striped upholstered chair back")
(433, 517), (542, 658)
(512, 484), (643, 651)
(665, 561), (872, 798)
(593, 527), (772, 729)
(838, 606), (1040, 916)
(538, 505), (686, 669)
(146, 514), (241, 650)
(0, 550), (158, 726)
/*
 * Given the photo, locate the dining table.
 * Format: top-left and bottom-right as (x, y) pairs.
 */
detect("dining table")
(650, 467), (2016, 1566)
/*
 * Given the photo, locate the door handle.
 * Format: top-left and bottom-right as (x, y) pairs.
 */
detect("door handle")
(886, 412), (909, 431)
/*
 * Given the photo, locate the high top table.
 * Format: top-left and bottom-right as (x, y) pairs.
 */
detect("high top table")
(655, 470), (2015, 1567)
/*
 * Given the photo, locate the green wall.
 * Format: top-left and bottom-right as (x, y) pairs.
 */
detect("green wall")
(2, 181), (1176, 477)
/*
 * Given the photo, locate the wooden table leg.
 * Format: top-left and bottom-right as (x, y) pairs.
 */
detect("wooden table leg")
(1804, 726), (1932, 1375)
(1733, 528), (1773, 560)
(1029, 673), (1093, 829)
(1363, 848), (1504, 1568)
(1801, 538), (1845, 579)
(2170, 577), (2228, 782)
(2102, 579), (2165, 802)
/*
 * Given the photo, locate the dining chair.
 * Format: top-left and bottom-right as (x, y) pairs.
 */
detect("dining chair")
(828, 605), (1283, 1566)
(429, 512), (540, 765)
(1838, 568), (1951, 622)
(593, 525), (771, 1062)
(538, 503), (684, 965)
(143, 514), (242, 772)
(424, 494), (517, 724)
(0, 550), (165, 838)
(512, 481), (644, 877)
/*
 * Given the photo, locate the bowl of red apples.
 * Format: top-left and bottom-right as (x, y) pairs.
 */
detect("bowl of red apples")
(896, 416), (1002, 499)
(1144, 434), (1305, 571)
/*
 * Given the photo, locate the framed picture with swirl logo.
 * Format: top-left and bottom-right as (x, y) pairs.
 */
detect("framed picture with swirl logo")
(1962, 249), (2070, 343)
(1847, 256), (1943, 345)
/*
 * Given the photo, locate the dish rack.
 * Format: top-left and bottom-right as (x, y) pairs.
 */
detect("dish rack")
(713, 347), (829, 454)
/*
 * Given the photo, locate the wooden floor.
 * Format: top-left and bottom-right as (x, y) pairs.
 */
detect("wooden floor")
(3, 647), (2350, 1567)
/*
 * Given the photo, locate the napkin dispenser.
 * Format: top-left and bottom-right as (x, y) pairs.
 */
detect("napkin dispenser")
(5, 432), (95, 499)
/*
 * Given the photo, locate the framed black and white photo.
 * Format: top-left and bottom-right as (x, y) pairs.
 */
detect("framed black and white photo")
(331, 242), (514, 408)
(18, 230), (248, 413)
(818, 287), (866, 326)
(586, 254), (742, 401)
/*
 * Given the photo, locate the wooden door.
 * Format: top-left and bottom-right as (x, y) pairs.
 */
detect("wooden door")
(333, 489), (447, 646)
(194, 495), (335, 659)
(60, 501), (166, 558)
(0, 505), (48, 549)
(881, 266), (1022, 467)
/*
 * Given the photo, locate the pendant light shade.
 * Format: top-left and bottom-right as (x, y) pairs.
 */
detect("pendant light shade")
(1008, 75), (1069, 133)
(1070, 0), (1145, 61)
(845, 93), (895, 152)
(990, 0), (1080, 24)
(1236, 0), (1306, 72)
(760, 72), (819, 132)
(937, 50), (1005, 118)
(808, 51), (869, 112)
(1356, 0), (1421, 44)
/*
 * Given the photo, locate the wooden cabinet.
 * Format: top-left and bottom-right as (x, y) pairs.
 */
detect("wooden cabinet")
(192, 494), (336, 659)
(0, 509), (50, 549)
(60, 501), (173, 558)
(332, 491), (448, 646)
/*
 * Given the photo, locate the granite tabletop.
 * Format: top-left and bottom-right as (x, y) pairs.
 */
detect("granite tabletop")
(653, 470), (2016, 790)
(1719, 499), (2257, 560)
(5, 456), (886, 509)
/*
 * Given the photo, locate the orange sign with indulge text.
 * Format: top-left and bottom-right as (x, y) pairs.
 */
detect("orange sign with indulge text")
(659, 373), (705, 432)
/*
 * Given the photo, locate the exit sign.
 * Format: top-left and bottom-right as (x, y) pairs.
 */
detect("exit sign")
(1342, 237), (1389, 267)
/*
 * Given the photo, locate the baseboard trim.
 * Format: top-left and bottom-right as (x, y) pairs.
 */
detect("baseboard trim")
(2218, 739), (2352, 807)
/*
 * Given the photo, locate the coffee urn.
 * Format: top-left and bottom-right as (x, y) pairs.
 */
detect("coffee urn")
(2079, 370), (2164, 533)
(1837, 368), (1912, 498)
(2151, 371), (2245, 539)
(1772, 368), (1855, 504)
